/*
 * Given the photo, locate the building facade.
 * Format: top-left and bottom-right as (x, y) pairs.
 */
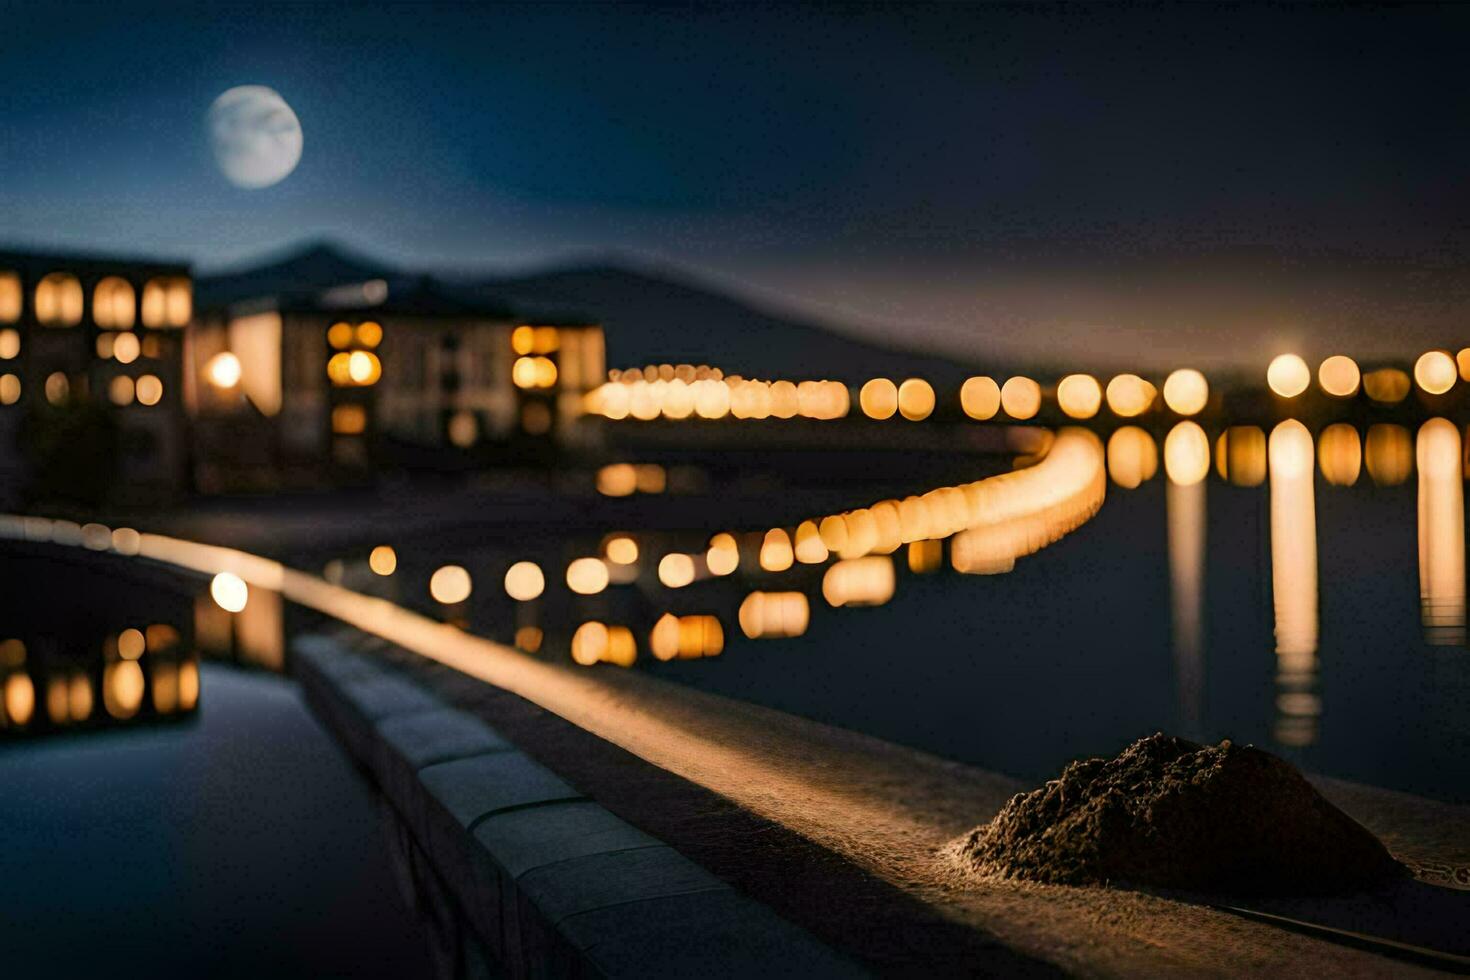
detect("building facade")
(0, 250), (190, 504)
(190, 275), (604, 485)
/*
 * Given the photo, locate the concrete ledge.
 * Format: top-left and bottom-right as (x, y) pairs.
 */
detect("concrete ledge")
(293, 630), (861, 978)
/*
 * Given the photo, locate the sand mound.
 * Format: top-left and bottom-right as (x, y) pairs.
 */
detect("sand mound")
(955, 733), (1403, 893)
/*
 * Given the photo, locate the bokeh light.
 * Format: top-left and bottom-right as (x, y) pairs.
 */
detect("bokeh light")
(210, 572), (248, 612)
(1414, 350), (1457, 395)
(1266, 354), (1310, 397)
(429, 565), (473, 604)
(1162, 369), (1208, 415)
(565, 557), (609, 595)
(1317, 355), (1360, 397)
(1164, 422), (1210, 485)
(1056, 374), (1102, 419)
(859, 378), (898, 420)
(896, 378), (935, 420)
(504, 561), (544, 600)
(1000, 377), (1041, 419)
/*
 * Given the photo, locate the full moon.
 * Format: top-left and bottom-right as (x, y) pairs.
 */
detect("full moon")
(208, 85), (303, 189)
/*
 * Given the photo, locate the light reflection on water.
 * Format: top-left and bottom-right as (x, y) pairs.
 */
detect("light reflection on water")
(344, 418), (1466, 799)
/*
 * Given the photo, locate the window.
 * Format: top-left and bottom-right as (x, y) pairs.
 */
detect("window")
(141, 277), (191, 328)
(0, 272), (19, 322)
(93, 277), (136, 328)
(35, 273), (82, 326)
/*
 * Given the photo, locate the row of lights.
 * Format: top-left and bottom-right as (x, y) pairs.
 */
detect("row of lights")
(588, 376), (850, 420)
(0, 371), (166, 408)
(1266, 350), (1464, 399)
(0, 271), (191, 329)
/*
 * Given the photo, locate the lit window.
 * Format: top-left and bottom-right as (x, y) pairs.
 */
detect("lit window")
(135, 375), (163, 406)
(92, 277), (136, 329)
(0, 328), (19, 359)
(112, 331), (140, 364)
(331, 403), (367, 434)
(35, 273), (82, 326)
(355, 321), (383, 348)
(141, 277), (191, 328)
(44, 372), (69, 405)
(109, 375), (135, 406)
(0, 272), (19, 322)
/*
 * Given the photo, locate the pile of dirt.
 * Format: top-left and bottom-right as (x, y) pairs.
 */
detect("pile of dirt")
(955, 733), (1403, 893)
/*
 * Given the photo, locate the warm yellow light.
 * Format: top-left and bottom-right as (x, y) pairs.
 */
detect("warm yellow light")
(908, 538), (943, 574)
(1162, 369), (1208, 415)
(1164, 421), (1210, 485)
(1414, 350), (1457, 395)
(356, 321), (383, 348)
(737, 591), (809, 639)
(1267, 354), (1311, 397)
(604, 536), (639, 565)
(104, 660), (145, 720)
(662, 379), (694, 419)
(1317, 355), (1360, 397)
(1362, 367), (1410, 404)
(347, 350), (381, 385)
(770, 380), (799, 419)
(759, 528), (794, 572)
(960, 376), (1001, 420)
(1459, 348), (1470, 383)
(135, 374), (163, 406)
(0, 328), (18, 359)
(706, 533), (740, 576)
(566, 557), (609, 595)
(514, 626), (543, 653)
(1105, 374), (1155, 417)
(511, 325), (535, 355)
(109, 375), (135, 406)
(1214, 426), (1267, 487)
(0, 374), (20, 405)
(571, 622), (636, 667)
(658, 553), (696, 588)
(1317, 424), (1361, 487)
(117, 628), (145, 661)
(331, 404), (366, 435)
(504, 561), (545, 600)
(1106, 426), (1158, 488)
(860, 378), (898, 420)
(44, 372), (69, 405)
(596, 463), (637, 497)
(327, 322), (354, 349)
(1000, 376), (1041, 419)
(822, 556), (896, 607)
(93, 277), (136, 329)
(693, 379), (730, 419)
(1365, 424), (1413, 486)
(896, 378), (935, 420)
(794, 520), (829, 564)
(430, 564), (473, 604)
(35, 272), (82, 326)
(4, 673), (35, 726)
(211, 572), (249, 612)
(1056, 374), (1102, 419)
(369, 545), (397, 576)
(112, 331), (140, 365)
(207, 351), (242, 388)
(0, 272), (19, 323)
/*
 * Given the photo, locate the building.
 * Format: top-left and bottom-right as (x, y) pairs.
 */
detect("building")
(190, 271), (604, 485)
(0, 249), (190, 504)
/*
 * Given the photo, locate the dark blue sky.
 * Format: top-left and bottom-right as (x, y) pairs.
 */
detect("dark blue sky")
(3, 3), (1468, 365)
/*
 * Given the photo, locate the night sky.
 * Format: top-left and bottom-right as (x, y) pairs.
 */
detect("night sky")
(3, 3), (1468, 367)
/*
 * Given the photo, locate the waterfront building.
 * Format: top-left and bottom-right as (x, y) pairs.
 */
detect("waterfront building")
(0, 249), (190, 504)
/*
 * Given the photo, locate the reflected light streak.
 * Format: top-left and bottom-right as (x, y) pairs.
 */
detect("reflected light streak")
(1107, 427), (1157, 489)
(1417, 419), (1465, 645)
(1167, 477), (1206, 737)
(1269, 420), (1319, 662)
(1318, 424), (1361, 487)
(1366, 424), (1413, 486)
